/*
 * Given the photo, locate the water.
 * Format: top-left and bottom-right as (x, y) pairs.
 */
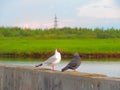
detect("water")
(0, 59), (120, 77)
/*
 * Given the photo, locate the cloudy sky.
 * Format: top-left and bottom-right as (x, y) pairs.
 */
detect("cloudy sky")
(0, 0), (120, 29)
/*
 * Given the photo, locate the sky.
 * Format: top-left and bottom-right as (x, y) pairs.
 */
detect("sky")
(0, 0), (120, 29)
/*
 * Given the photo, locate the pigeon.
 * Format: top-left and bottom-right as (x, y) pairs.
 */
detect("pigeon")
(35, 49), (61, 71)
(61, 53), (81, 72)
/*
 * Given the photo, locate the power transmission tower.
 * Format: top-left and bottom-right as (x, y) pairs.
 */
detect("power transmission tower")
(54, 14), (58, 28)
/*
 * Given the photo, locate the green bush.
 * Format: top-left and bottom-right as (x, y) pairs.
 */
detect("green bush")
(0, 27), (120, 39)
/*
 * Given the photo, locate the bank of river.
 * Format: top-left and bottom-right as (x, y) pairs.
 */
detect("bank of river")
(0, 52), (120, 59)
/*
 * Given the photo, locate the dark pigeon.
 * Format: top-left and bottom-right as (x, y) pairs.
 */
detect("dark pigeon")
(61, 53), (81, 72)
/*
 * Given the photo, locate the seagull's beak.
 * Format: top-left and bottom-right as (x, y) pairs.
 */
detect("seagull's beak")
(57, 49), (62, 53)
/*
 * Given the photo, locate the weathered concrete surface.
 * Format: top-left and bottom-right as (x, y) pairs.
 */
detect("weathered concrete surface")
(0, 64), (120, 90)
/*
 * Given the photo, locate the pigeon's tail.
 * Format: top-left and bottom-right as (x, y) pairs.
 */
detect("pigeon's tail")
(35, 63), (43, 67)
(61, 66), (69, 72)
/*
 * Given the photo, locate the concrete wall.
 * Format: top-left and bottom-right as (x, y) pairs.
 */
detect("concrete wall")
(0, 64), (120, 90)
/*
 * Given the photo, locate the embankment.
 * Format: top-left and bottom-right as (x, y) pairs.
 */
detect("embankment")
(0, 64), (120, 90)
(0, 52), (120, 59)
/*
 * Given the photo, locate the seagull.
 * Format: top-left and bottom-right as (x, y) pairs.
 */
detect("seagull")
(35, 49), (61, 71)
(61, 53), (81, 72)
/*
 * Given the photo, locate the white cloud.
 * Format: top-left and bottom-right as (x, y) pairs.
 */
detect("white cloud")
(78, 0), (120, 18)
(16, 21), (40, 29)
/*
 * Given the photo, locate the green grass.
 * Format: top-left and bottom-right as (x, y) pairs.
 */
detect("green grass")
(0, 38), (120, 53)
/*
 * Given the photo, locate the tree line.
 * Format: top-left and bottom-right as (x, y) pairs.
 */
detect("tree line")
(0, 27), (120, 39)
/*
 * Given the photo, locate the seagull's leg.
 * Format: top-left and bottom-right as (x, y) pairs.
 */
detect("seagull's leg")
(52, 64), (54, 71)
(74, 69), (77, 72)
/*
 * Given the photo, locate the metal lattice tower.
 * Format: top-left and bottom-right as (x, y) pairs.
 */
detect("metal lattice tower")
(54, 14), (58, 28)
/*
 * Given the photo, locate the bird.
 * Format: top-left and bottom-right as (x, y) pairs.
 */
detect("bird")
(35, 49), (61, 71)
(61, 53), (81, 72)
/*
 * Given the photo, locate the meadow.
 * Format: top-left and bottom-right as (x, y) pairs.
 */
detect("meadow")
(0, 37), (120, 53)
(0, 27), (120, 59)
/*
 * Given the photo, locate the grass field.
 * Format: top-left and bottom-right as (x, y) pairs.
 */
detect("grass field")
(0, 38), (120, 53)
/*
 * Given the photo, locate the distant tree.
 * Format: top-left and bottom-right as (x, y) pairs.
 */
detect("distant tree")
(0, 27), (120, 39)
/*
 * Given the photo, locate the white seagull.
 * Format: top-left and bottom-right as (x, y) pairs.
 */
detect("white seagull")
(35, 49), (61, 71)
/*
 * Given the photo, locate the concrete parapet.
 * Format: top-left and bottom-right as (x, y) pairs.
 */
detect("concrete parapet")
(0, 64), (120, 90)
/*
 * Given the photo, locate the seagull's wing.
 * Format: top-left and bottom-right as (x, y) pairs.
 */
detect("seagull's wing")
(44, 55), (57, 65)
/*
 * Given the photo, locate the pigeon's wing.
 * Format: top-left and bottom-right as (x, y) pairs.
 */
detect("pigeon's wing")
(62, 61), (77, 71)
(67, 58), (80, 69)
(67, 62), (78, 69)
(44, 55), (57, 64)
(62, 58), (79, 71)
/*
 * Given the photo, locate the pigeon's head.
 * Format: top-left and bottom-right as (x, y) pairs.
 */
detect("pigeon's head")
(74, 53), (80, 57)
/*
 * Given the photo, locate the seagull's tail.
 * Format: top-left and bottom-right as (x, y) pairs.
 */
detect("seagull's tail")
(35, 63), (43, 67)
(61, 66), (69, 72)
